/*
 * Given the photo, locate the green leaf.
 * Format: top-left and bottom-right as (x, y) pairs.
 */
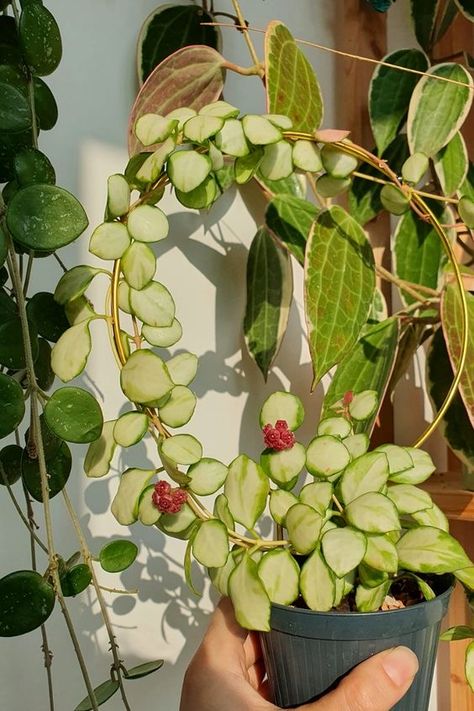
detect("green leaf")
(160, 434), (202, 465)
(89, 222), (130, 260)
(306, 435), (351, 478)
(441, 625), (474, 641)
(134, 114), (178, 147)
(402, 152), (429, 185)
(305, 206), (375, 385)
(44, 386), (103, 444)
(265, 21), (323, 131)
(292, 140), (322, 172)
(299, 481), (332, 515)
(19, 2), (61, 75)
(380, 185), (410, 215)
(407, 63), (473, 157)
(258, 549), (299, 605)
(242, 115), (282, 145)
(228, 554), (271, 631)
(243, 227), (292, 380)
(387, 484), (433, 514)
(394, 208), (445, 305)
(0, 80), (31, 133)
(14, 147), (55, 186)
(127, 204), (169, 243)
(22, 440), (71, 501)
(260, 141), (293, 182)
(51, 320), (92, 382)
(7, 184), (88, 251)
(113, 412), (148, 448)
(317, 416), (352, 438)
(363, 534), (398, 573)
(260, 443), (306, 489)
(413, 503), (449, 531)
(409, 0), (440, 52)
(0, 444), (22, 485)
(0, 373), (25, 439)
(84, 421), (117, 478)
(441, 285), (474, 428)
(434, 132), (468, 196)
(106, 173), (130, 217)
(265, 195), (317, 264)
(187, 458), (228, 496)
(99, 540), (138, 573)
(60, 564), (92, 597)
(167, 150), (212, 193)
(121, 241), (155, 290)
(0, 570), (55, 636)
(321, 145), (358, 179)
(130, 281), (175, 329)
(74, 680), (119, 711)
(137, 5), (219, 84)
(166, 352), (198, 386)
(348, 390), (378, 421)
(300, 548), (335, 611)
(286, 503), (323, 554)
(213, 494), (234, 530)
(255, 171), (306, 199)
(35, 338), (54, 391)
(26, 291), (69, 342)
(120, 350), (173, 404)
(193, 519), (228, 568)
(322, 527), (366, 578)
(55, 266), (102, 305)
(224, 454), (269, 529)
(123, 660), (164, 680)
(0, 316), (39, 369)
(234, 147), (263, 184)
(389, 447), (436, 485)
(369, 49), (428, 155)
(355, 579), (391, 612)
(340, 452), (389, 504)
(112, 468), (156, 525)
(176, 174), (218, 209)
(259, 391), (304, 430)
(142, 319), (182, 348)
(33, 77), (58, 131)
(159, 385), (196, 428)
(269, 489), (298, 525)
(398, 526), (471, 572)
(129, 45), (225, 155)
(345, 492), (400, 533)
(322, 318), (400, 435)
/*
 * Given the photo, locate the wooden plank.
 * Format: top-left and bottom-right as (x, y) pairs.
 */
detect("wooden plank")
(422, 471), (474, 521)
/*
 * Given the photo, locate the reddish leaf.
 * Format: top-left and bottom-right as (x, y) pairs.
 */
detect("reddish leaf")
(128, 45), (225, 155)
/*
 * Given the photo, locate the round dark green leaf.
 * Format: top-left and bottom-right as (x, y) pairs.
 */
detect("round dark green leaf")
(123, 659), (164, 679)
(33, 77), (58, 130)
(0, 444), (22, 485)
(6, 184), (88, 251)
(0, 128), (33, 182)
(0, 317), (39, 368)
(22, 440), (71, 501)
(0, 289), (17, 322)
(60, 564), (92, 597)
(0, 570), (55, 636)
(0, 372), (25, 439)
(99, 540), (138, 573)
(139, 5), (219, 83)
(0, 226), (7, 267)
(0, 267), (8, 287)
(35, 338), (55, 391)
(14, 147), (55, 187)
(26, 291), (68, 342)
(19, 2), (62, 76)
(0, 16), (18, 46)
(0, 80), (31, 132)
(25, 413), (62, 459)
(44, 386), (103, 443)
(74, 680), (119, 711)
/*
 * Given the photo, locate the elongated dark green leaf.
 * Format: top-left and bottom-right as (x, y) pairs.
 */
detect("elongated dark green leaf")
(434, 132), (468, 197)
(7, 184), (88, 251)
(60, 564), (92, 597)
(137, 5), (219, 84)
(389, 322), (426, 390)
(0, 444), (22, 485)
(255, 171), (306, 199)
(461, 162), (474, 201)
(410, 0), (441, 52)
(0, 80), (31, 132)
(74, 680), (119, 711)
(349, 135), (409, 225)
(0, 128), (33, 182)
(322, 318), (399, 434)
(455, 0), (474, 20)
(305, 206), (375, 385)
(407, 63), (473, 157)
(19, 2), (62, 76)
(265, 195), (317, 264)
(244, 227), (293, 379)
(369, 49), (429, 154)
(33, 77), (58, 131)
(0, 570), (55, 636)
(128, 46), (225, 155)
(435, 1), (458, 43)
(22, 440), (71, 501)
(442, 284), (474, 427)
(123, 660), (164, 679)
(394, 207), (445, 304)
(0, 373), (25, 439)
(428, 329), (474, 468)
(265, 21), (323, 131)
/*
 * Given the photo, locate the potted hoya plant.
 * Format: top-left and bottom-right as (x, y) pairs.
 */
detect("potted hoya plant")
(1, 1), (474, 709)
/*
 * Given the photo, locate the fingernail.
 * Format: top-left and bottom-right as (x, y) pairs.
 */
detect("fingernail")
(382, 647), (419, 687)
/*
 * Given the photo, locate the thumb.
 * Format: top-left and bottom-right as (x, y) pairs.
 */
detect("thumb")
(299, 646), (419, 711)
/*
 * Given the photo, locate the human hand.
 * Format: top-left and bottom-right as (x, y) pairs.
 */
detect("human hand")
(180, 598), (419, 711)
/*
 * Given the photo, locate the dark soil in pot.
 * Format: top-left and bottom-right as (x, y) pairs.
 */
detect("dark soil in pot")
(260, 574), (454, 710)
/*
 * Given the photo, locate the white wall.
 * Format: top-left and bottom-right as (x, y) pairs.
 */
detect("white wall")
(0, 2), (440, 710)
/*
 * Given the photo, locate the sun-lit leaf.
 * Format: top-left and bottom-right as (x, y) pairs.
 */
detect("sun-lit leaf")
(51, 320), (92, 382)
(228, 554), (271, 631)
(434, 132), (468, 196)
(224, 455), (269, 529)
(99, 540), (138, 573)
(54, 266), (102, 305)
(397, 526), (471, 572)
(123, 660), (164, 680)
(265, 195), (317, 264)
(84, 421), (117, 478)
(111, 468), (155, 525)
(120, 350), (174, 404)
(44, 386), (103, 444)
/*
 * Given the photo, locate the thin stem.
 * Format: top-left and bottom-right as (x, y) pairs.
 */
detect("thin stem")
(0, 462), (49, 553)
(23, 252), (34, 295)
(230, 0), (263, 75)
(221, 60), (263, 76)
(98, 585), (138, 595)
(62, 489), (132, 711)
(376, 264), (438, 302)
(53, 252), (68, 272)
(332, 495), (344, 514)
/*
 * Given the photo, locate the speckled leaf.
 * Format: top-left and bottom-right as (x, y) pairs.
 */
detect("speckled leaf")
(19, 2), (62, 76)
(322, 318), (399, 435)
(409, 0), (440, 52)
(129, 45), (225, 155)
(305, 206), (375, 385)
(265, 195), (318, 264)
(0, 571), (55, 637)
(265, 21), (323, 132)
(44, 386), (103, 444)
(369, 48), (429, 154)
(407, 63), (473, 157)
(244, 227), (293, 380)
(442, 284), (474, 427)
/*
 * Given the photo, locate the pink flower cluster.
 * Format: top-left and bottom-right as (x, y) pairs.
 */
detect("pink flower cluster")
(263, 419), (295, 451)
(152, 480), (188, 514)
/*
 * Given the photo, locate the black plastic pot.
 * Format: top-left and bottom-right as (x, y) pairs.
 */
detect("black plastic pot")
(260, 575), (453, 710)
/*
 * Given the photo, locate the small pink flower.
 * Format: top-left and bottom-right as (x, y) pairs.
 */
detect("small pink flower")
(263, 420), (295, 451)
(155, 480), (171, 496)
(156, 493), (174, 513)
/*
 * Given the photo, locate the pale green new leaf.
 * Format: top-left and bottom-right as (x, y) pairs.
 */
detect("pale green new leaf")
(244, 227), (293, 380)
(113, 412), (148, 447)
(111, 468), (155, 524)
(300, 549), (335, 611)
(397, 526), (471, 572)
(120, 350), (173, 404)
(339, 452), (389, 504)
(355, 580), (391, 612)
(84, 421), (116, 478)
(121, 242), (156, 290)
(228, 554), (271, 631)
(345, 492), (399, 533)
(54, 266), (102, 305)
(386, 484), (433, 514)
(269, 489), (298, 526)
(127, 204), (169, 243)
(407, 63), (473, 157)
(188, 458), (228, 496)
(193, 520), (228, 568)
(363, 534), (398, 573)
(89, 222), (130, 260)
(51, 320), (92, 382)
(322, 527), (366, 578)
(305, 206), (375, 385)
(166, 352), (198, 386)
(258, 550), (299, 605)
(130, 281), (175, 329)
(265, 22), (323, 131)
(285, 503), (322, 554)
(159, 385), (196, 428)
(160, 434), (202, 465)
(224, 455), (269, 529)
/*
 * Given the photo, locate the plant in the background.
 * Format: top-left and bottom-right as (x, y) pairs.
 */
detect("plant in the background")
(0, 2), (164, 711)
(44, 7), (474, 698)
